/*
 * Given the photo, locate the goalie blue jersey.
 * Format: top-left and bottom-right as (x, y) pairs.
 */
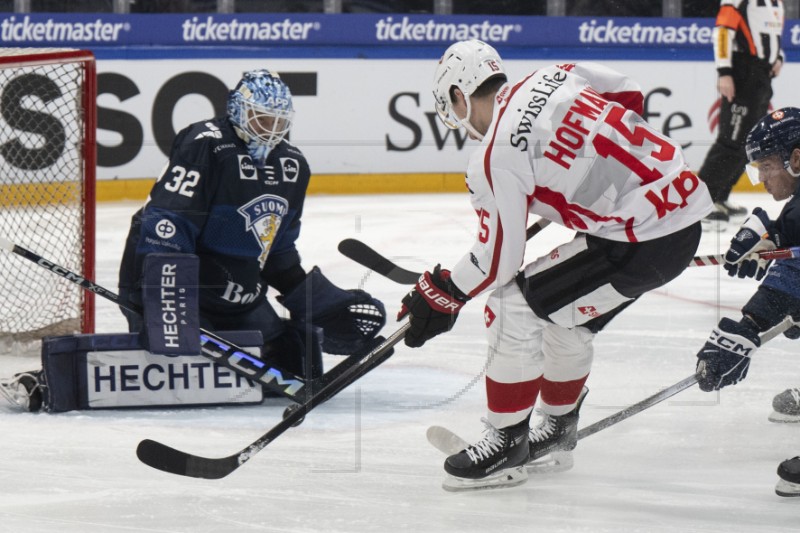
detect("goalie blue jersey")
(119, 116), (311, 314)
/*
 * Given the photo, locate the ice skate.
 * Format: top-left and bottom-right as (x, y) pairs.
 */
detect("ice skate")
(700, 204), (729, 232)
(442, 418), (529, 492)
(769, 388), (800, 423)
(715, 200), (748, 219)
(527, 387), (588, 473)
(0, 371), (44, 412)
(776, 457), (800, 497)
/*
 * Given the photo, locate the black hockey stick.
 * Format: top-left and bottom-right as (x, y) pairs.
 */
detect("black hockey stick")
(0, 236), (357, 404)
(337, 239), (421, 284)
(577, 315), (796, 439)
(136, 322), (409, 479)
(339, 219), (552, 285)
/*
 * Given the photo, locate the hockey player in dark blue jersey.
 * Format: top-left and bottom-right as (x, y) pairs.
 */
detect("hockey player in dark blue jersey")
(695, 107), (800, 392)
(692, 108), (800, 497)
(118, 69), (386, 380)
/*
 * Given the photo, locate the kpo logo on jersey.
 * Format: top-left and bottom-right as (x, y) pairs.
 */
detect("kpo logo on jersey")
(237, 194), (288, 268)
(280, 157), (299, 182)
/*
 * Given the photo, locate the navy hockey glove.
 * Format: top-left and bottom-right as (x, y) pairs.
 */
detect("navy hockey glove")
(398, 265), (469, 348)
(723, 208), (775, 280)
(696, 317), (761, 392)
(279, 267), (386, 356)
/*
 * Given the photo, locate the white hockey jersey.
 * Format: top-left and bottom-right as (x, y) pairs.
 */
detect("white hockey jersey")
(450, 62), (713, 298)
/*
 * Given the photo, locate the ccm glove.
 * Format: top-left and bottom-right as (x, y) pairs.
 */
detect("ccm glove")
(723, 207), (775, 280)
(696, 317), (761, 392)
(398, 265), (469, 348)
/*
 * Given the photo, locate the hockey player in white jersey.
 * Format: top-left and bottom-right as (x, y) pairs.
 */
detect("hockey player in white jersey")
(398, 39), (713, 490)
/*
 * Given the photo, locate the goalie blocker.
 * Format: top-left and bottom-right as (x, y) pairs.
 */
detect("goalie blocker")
(28, 330), (266, 412)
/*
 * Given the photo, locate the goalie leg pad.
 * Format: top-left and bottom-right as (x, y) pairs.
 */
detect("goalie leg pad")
(140, 253), (201, 356)
(40, 331), (264, 412)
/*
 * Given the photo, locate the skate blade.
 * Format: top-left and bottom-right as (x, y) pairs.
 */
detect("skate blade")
(768, 411), (800, 423)
(526, 450), (574, 474)
(775, 479), (800, 497)
(442, 466), (528, 492)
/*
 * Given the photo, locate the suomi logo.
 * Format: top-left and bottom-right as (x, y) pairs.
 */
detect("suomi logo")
(237, 194), (288, 268)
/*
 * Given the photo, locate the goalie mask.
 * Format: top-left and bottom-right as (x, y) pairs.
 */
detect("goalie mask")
(433, 39), (505, 140)
(227, 69), (294, 166)
(745, 107), (800, 185)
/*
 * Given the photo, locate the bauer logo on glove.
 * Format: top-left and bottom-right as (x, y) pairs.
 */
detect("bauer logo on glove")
(398, 265), (470, 348)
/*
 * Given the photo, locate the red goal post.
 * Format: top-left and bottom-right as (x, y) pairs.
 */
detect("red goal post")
(0, 48), (96, 350)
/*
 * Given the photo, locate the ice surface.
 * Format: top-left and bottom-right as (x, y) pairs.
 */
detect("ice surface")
(1, 192), (798, 532)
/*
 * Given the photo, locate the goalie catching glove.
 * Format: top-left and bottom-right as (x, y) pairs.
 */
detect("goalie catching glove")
(280, 266), (386, 356)
(723, 208), (776, 281)
(696, 317), (761, 391)
(398, 265), (470, 348)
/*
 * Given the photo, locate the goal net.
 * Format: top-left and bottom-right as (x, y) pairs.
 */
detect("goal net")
(0, 48), (96, 354)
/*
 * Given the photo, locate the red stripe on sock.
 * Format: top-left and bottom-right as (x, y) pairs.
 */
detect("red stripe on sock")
(540, 375), (588, 406)
(486, 376), (541, 413)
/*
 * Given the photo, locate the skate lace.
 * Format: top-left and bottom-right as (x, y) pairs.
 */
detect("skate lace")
(465, 418), (506, 463)
(528, 410), (556, 442)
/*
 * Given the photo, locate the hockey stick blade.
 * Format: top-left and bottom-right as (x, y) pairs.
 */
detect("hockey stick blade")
(136, 323), (409, 479)
(338, 220), (552, 286)
(338, 238), (421, 285)
(426, 425), (469, 455)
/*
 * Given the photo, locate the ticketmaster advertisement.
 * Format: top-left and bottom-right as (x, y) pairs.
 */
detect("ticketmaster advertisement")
(1, 13), (798, 182)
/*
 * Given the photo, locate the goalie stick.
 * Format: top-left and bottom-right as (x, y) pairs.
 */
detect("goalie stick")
(136, 322), (409, 479)
(427, 316), (796, 456)
(0, 236), (363, 405)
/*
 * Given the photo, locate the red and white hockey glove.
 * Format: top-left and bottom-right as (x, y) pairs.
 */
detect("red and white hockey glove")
(397, 264), (469, 348)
